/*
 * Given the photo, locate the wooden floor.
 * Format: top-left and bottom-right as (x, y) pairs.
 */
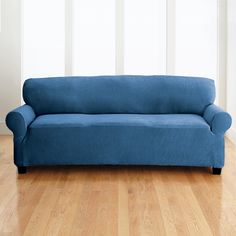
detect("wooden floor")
(0, 136), (236, 236)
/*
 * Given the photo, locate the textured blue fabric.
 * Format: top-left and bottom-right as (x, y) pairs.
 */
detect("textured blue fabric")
(23, 75), (215, 115)
(31, 113), (210, 129)
(5, 105), (35, 167)
(203, 104), (232, 135)
(6, 105), (35, 143)
(5, 75), (231, 170)
(24, 114), (214, 166)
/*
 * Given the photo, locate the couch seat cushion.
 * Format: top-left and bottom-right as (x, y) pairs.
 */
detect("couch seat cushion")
(30, 114), (209, 129)
(25, 114), (213, 166)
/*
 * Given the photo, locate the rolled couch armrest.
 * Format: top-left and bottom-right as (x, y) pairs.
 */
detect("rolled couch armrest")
(5, 105), (36, 142)
(203, 104), (232, 135)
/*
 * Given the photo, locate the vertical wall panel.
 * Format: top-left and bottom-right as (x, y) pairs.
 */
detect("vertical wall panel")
(23, 0), (65, 79)
(227, 0), (236, 142)
(73, 0), (115, 75)
(124, 0), (166, 75)
(175, 0), (217, 81)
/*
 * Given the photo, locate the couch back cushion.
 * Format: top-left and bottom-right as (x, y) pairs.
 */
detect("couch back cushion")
(23, 75), (215, 115)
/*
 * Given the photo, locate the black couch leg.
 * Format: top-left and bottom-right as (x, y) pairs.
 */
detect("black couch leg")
(212, 167), (222, 175)
(18, 166), (27, 174)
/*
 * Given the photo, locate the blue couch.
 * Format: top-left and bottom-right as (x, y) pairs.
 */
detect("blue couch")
(6, 76), (231, 174)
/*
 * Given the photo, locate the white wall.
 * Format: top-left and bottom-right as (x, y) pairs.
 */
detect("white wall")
(0, 0), (22, 134)
(23, 0), (65, 79)
(227, 0), (236, 144)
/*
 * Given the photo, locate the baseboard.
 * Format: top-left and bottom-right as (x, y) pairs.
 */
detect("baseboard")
(227, 128), (236, 146)
(0, 121), (10, 135)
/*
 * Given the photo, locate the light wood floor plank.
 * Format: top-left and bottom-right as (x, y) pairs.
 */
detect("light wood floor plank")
(118, 170), (129, 236)
(127, 169), (166, 236)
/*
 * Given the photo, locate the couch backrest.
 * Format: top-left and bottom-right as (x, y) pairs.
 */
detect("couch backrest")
(23, 75), (215, 115)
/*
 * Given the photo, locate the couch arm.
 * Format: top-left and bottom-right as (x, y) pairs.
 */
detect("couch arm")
(203, 104), (232, 135)
(6, 105), (36, 142)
